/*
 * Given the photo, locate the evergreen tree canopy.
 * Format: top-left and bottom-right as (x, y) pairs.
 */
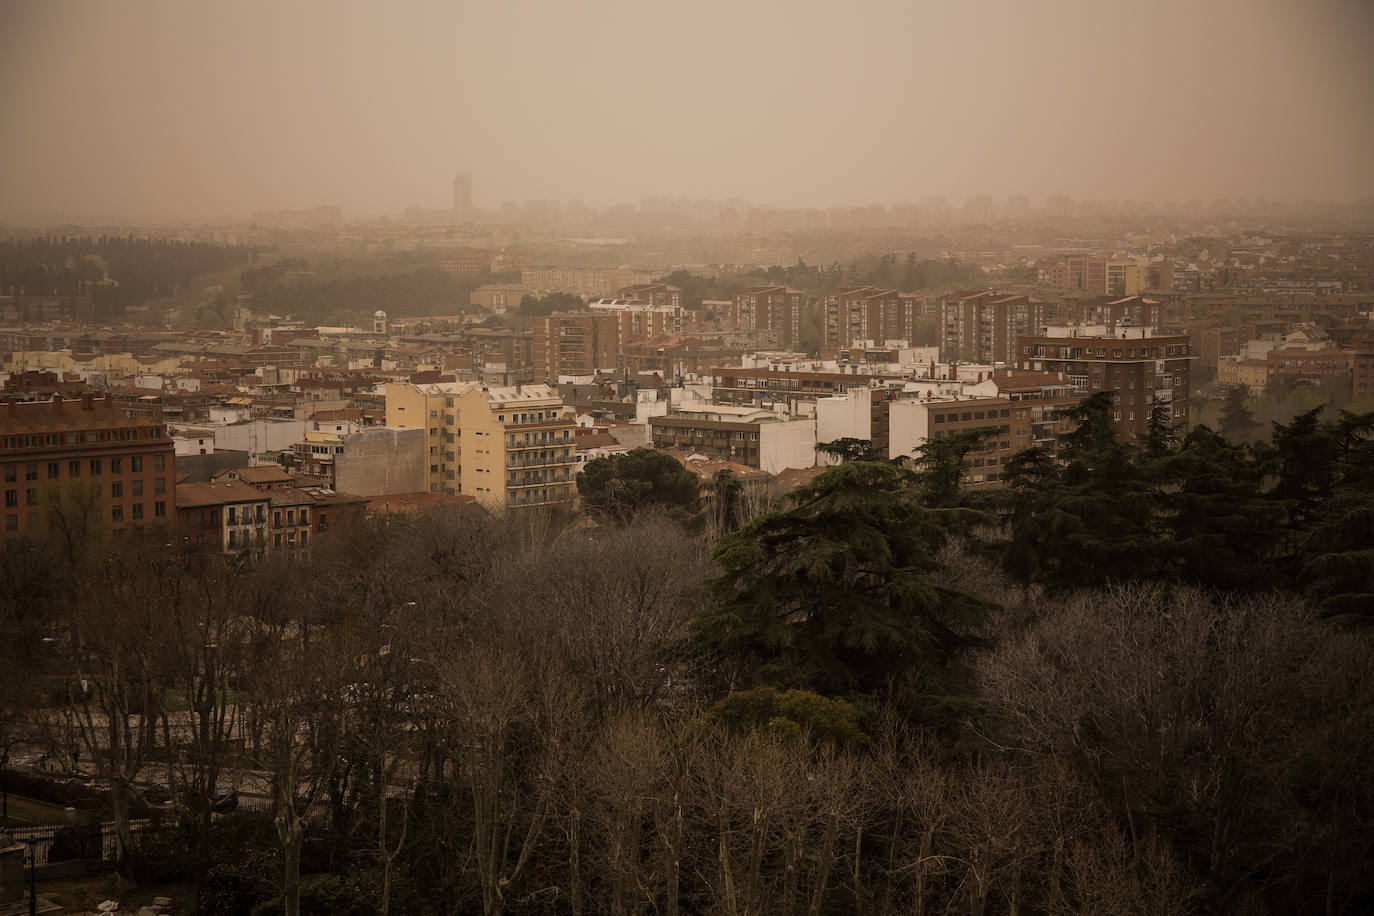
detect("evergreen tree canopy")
(694, 461), (987, 695)
(999, 392), (1164, 588)
(1218, 385), (1259, 441)
(1157, 426), (1286, 590)
(576, 448), (699, 522)
(817, 437), (886, 464)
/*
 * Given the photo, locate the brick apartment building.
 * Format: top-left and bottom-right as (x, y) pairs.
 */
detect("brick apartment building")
(532, 312), (620, 384)
(437, 248), (495, 276)
(822, 287), (924, 349)
(940, 291), (1049, 365)
(1266, 348), (1352, 387)
(1, 394), (176, 541)
(724, 287), (806, 349)
(1017, 328), (1193, 441)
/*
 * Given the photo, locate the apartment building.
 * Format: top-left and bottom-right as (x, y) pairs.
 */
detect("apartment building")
(175, 479), (269, 553)
(532, 312), (620, 384)
(822, 287), (923, 349)
(1266, 348), (1352, 386)
(1060, 295), (1173, 333)
(1106, 260), (1148, 297)
(588, 298), (688, 359)
(648, 404), (816, 474)
(616, 283), (683, 309)
(1017, 327), (1193, 441)
(724, 287), (806, 349)
(710, 367), (883, 408)
(385, 381), (576, 510)
(521, 266), (636, 299)
(456, 384), (577, 511)
(1, 394), (176, 541)
(888, 384), (1080, 488)
(268, 487), (367, 552)
(940, 291), (1049, 365)
(815, 370), (1083, 481)
(437, 248), (494, 276)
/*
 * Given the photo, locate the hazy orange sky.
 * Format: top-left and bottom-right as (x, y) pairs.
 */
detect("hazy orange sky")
(2, 0), (1372, 224)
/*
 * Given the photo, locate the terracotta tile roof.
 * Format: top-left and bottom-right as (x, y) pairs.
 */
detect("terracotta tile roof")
(175, 479), (268, 509)
(0, 395), (160, 433)
(365, 492), (477, 515)
(214, 465), (295, 485)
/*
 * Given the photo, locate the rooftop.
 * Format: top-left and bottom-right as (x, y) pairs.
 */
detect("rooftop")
(175, 479), (268, 509)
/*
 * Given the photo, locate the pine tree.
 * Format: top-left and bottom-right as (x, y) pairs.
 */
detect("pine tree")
(693, 461), (988, 695)
(1218, 385), (1258, 441)
(998, 392), (1164, 588)
(1158, 426), (1285, 590)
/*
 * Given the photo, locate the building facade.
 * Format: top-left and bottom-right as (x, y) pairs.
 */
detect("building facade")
(532, 312), (620, 384)
(725, 287), (806, 349)
(2, 395), (176, 541)
(1017, 328), (1193, 441)
(386, 381), (576, 510)
(822, 287), (923, 349)
(940, 292), (1049, 365)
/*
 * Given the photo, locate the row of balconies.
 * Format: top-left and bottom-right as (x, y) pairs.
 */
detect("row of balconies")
(508, 452), (574, 469)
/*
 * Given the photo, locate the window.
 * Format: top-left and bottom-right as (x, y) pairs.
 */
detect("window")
(25, 465), (37, 481)
(154, 501), (166, 518)
(26, 489), (38, 507)
(274, 534), (282, 548)
(111, 482), (123, 498)
(273, 511), (282, 526)
(47, 462), (60, 479)
(67, 461), (80, 477)
(111, 506), (123, 522)
(132, 480), (144, 497)
(131, 457), (143, 473)
(228, 507), (237, 525)
(4, 516), (15, 532)
(111, 458), (123, 474)
(300, 530), (308, 547)
(4, 491), (16, 508)
(2, 467), (14, 483)
(90, 459), (101, 474)
(132, 503), (144, 520)
(154, 455), (165, 472)
(154, 478), (165, 495)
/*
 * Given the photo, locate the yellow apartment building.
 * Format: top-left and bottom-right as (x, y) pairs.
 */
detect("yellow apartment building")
(385, 381), (576, 510)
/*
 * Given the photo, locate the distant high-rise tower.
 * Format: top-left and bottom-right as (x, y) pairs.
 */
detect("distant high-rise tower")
(453, 173), (473, 223)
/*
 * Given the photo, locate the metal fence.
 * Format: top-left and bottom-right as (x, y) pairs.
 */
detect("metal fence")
(4, 815), (164, 867)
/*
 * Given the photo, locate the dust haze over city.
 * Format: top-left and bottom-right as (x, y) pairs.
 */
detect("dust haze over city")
(3, 2), (1374, 916)
(3, 0), (1374, 223)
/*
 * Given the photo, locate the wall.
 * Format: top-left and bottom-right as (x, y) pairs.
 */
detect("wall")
(334, 427), (426, 497)
(814, 389), (874, 465)
(758, 417), (817, 474)
(887, 398), (932, 460)
(216, 419), (307, 458)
